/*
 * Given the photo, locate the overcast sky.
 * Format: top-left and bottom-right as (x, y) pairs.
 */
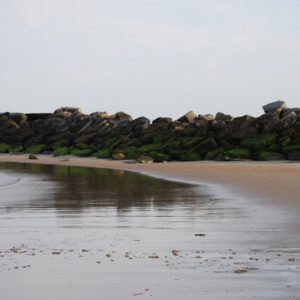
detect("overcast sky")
(1, 0), (300, 120)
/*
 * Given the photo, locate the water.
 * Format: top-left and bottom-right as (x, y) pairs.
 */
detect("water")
(0, 162), (299, 300)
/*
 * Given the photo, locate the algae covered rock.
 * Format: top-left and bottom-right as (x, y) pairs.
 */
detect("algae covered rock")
(240, 135), (277, 151)
(180, 151), (201, 161)
(193, 138), (218, 154)
(0, 143), (10, 153)
(258, 151), (285, 161)
(224, 149), (251, 160)
(112, 153), (125, 160)
(283, 145), (300, 160)
(136, 156), (154, 163)
(53, 147), (69, 156)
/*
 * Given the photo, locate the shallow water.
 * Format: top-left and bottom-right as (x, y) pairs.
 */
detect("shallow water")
(0, 162), (299, 300)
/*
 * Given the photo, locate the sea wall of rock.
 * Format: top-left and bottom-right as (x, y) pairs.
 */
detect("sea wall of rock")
(0, 101), (300, 161)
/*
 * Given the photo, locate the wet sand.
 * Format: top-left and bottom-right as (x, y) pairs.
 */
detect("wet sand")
(0, 154), (299, 209)
(0, 157), (300, 299)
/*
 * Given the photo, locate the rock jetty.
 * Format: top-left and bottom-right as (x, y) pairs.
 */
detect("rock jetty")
(0, 101), (300, 162)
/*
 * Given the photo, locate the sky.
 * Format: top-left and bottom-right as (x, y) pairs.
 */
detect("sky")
(1, 0), (300, 120)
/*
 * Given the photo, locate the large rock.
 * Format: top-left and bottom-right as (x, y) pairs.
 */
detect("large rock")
(8, 113), (28, 124)
(178, 111), (197, 123)
(152, 117), (172, 125)
(90, 112), (109, 119)
(111, 112), (133, 121)
(54, 107), (82, 114)
(198, 114), (214, 121)
(263, 101), (286, 113)
(26, 113), (51, 122)
(282, 108), (300, 118)
(215, 112), (234, 122)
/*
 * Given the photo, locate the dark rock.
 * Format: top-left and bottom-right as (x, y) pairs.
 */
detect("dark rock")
(193, 138), (218, 154)
(28, 154), (38, 159)
(26, 113), (51, 122)
(8, 113), (27, 124)
(132, 117), (150, 130)
(152, 117), (172, 125)
(177, 111), (197, 123)
(181, 126), (196, 137)
(258, 151), (285, 161)
(287, 151), (300, 160)
(90, 112), (109, 119)
(215, 112), (234, 122)
(197, 114), (214, 121)
(282, 108), (300, 118)
(168, 121), (184, 131)
(263, 101), (286, 113)
(136, 156), (154, 163)
(111, 153), (125, 160)
(54, 107), (82, 114)
(111, 111), (133, 121)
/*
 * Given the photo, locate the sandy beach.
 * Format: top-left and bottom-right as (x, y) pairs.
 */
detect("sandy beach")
(0, 154), (300, 209)
(1, 154), (300, 300)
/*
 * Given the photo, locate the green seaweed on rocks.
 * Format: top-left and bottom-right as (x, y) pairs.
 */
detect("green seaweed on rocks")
(193, 138), (218, 154)
(180, 152), (201, 161)
(121, 146), (141, 159)
(204, 147), (224, 160)
(10, 145), (23, 153)
(224, 148), (251, 160)
(279, 136), (290, 147)
(24, 144), (47, 154)
(0, 143), (10, 153)
(53, 147), (69, 156)
(149, 152), (170, 162)
(138, 143), (162, 154)
(258, 151), (285, 161)
(267, 144), (281, 152)
(240, 134), (277, 151)
(69, 147), (94, 157)
(93, 149), (111, 159)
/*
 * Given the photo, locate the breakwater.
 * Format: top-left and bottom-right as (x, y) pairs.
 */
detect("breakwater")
(0, 101), (299, 161)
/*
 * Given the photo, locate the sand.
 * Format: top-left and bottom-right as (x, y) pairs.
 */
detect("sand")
(1, 154), (300, 300)
(0, 154), (299, 209)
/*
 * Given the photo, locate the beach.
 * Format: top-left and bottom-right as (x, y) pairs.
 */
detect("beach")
(0, 155), (299, 300)
(1, 154), (300, 208)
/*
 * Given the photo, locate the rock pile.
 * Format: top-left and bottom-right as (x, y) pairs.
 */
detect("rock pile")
(0, 102), (300, 161)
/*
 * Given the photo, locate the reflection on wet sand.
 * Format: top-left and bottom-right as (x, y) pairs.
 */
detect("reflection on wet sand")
(0, 162), (299, 300)
(0, 162), (217, 213)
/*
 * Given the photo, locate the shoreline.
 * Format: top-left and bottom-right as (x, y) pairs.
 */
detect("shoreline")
(0, 154), (300, 210)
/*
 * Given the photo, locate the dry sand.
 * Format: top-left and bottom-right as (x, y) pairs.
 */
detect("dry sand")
(0, 154), (299, 209)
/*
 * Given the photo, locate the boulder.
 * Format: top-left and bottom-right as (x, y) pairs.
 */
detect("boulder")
(152, 117), (172, 125)
(198, 114), (214, 121)
(132, 117), (150, 131)
(258, 151), (285, 161)
(26, 113), (51, 122)
(90, 112), (109, 119)
(54, 107), (82, 114)
(177, 111), (197, 123)
(8, 113), (27, 124)
(262, 101), (286, 113)
(168, 121), (184, 131)
(136, 156), (154, 163)
(111, 153), (125, 160)
(282, 112), (297, 120)
(111, 112), (133, 121)
(282, 108), (300, 118)
(215, 112), (234, 122)
(193, 138), (218, 154)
